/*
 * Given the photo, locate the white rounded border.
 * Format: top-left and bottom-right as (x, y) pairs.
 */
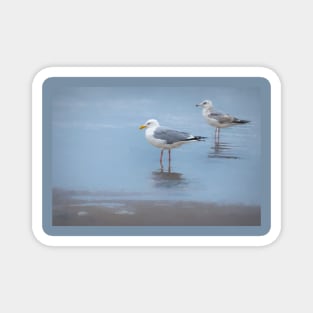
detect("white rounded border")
(32, 67), (281, 247)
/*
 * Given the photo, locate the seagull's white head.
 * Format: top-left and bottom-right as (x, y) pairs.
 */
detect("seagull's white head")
(196, 100), (213, 109)
(139, 119), (160, 130)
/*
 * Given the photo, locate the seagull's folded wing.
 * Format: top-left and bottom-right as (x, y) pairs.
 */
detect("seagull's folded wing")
(153, 127), (191, 144)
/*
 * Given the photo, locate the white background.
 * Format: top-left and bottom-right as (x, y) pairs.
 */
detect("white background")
(1, 1), (311, 312)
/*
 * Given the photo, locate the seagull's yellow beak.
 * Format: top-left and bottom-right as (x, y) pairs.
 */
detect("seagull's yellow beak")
(139, 125), (146, 130)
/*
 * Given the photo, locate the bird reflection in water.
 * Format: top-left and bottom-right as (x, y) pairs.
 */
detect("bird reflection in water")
(151, 168), (188, 189)
(208, 141), (239, 159)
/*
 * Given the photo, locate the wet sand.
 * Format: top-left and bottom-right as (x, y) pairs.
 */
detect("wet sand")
(53, 189), (261, 226)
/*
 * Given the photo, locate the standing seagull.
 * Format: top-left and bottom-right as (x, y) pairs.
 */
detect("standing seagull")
(139, 119), (206, 168)
(196, 100), (250, 142)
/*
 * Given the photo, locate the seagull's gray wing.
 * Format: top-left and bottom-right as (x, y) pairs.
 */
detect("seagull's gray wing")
(209, 111), (249, 124)
(153, 127), (192, 144)
(209, 112), (235, 124)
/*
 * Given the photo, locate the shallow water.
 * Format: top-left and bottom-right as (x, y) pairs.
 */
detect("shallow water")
(51, 84), (262, 208)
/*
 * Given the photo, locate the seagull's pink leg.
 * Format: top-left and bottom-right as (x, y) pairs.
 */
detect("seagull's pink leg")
(215, 128), (220, 144)
(160, 149), (164, 168)
(168, 150), (172, 172)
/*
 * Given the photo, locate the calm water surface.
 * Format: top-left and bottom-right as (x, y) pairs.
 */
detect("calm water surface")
(52, 85), (262, 206)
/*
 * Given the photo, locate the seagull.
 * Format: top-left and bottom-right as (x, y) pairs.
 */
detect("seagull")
(139, 119), (206, 168)
(196, 100), (250, 142)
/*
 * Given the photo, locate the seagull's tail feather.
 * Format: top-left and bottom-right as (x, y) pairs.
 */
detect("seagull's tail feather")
(233, 118), (250, 124)
(188, 136), (207, 142)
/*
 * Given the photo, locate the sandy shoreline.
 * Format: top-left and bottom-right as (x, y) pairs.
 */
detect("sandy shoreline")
(53, 189), (261, 226)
